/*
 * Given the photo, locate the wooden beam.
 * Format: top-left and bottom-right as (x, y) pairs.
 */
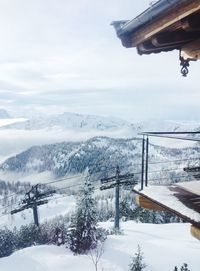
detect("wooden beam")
(191, 225), (200, 240)
(131, 0), (200, 46)
(136, 30), (200, 55)
(181, 38), (200, 60)
(151, 31), (199, 47)
(135, 195), (167, 212)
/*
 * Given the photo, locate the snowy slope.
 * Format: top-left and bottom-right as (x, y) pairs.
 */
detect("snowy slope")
(0, 222), (199, 271)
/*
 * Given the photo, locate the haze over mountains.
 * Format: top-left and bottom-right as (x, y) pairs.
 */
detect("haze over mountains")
(0, 108), (199, 177)
(0, 109), (138, 161)
(0, 135), (199, 186)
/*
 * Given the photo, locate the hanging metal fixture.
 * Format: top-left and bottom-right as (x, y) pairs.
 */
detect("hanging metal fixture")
(180, 56), (190, 77)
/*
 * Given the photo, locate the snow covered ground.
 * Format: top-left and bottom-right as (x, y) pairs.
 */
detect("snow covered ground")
(0, 221), (199, 271)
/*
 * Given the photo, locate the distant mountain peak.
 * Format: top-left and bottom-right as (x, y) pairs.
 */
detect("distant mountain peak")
(3, 111), (134, 132)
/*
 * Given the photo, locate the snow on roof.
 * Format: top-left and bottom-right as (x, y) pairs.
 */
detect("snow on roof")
(177, 181), (200, 196)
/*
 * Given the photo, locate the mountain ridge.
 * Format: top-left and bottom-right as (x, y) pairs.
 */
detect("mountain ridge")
(3, 112), (136, 132)
(1, 136), (199, 185)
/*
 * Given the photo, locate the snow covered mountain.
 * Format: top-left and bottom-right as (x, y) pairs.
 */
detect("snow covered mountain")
(0, 137), (141, 179)
(1, 111), (200, 183)
(4, 112), (135, 132)
(0, 112), (139, 162)
(5, 111), (200, 133)
(2, 111), (200, 161)
(0, 136), (199, 184)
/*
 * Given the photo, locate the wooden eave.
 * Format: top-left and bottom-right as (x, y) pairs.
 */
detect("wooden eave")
(113, 0), (200, 56)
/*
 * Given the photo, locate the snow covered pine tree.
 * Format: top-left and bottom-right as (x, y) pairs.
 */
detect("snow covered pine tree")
(67, 173), (98, 254)
(129, 245), (146, 271)
(0, 228), (15, 258)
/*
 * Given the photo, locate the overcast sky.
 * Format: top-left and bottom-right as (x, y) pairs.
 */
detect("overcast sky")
(0, 0), (199, 121)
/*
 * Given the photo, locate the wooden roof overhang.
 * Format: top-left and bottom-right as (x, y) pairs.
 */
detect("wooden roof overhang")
(112, 0), (200, 76)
